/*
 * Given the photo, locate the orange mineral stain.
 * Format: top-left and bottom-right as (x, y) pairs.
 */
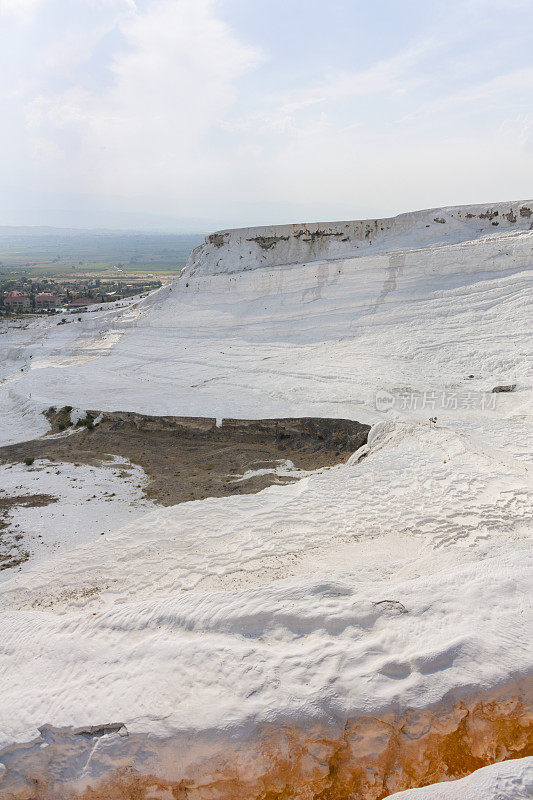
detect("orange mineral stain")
(3, 686), (532, 800)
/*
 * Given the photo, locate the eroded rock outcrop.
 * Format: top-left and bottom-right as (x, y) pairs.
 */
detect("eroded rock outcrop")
(186, 201), (533, 277)
(1, 682), (531, 800)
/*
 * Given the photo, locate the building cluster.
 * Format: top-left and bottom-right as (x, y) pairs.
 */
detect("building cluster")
(2, 289), (102, 313)
(3, 290), (62, 311)
(0, 278), (162, 314)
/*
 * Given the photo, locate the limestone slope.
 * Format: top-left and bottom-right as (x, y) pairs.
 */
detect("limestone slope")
(0, 202), (531, 799)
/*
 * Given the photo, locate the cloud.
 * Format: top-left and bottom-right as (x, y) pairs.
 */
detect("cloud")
(0, 0), (45, 22)
(429, 67), (533, 111)
(26, 0), (262, 199)
(223, 38), (434, 140)
(275, 40), (433, 115)
(2, 0), (532, 228)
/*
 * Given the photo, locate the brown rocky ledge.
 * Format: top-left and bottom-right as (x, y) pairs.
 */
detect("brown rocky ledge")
(0, 410), (370, 506)
(1, 681), (531, 800)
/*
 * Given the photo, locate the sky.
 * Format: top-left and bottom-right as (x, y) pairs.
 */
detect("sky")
(0, 0), (532, 232)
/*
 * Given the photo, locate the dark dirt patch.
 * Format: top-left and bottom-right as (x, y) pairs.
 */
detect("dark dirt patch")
(207, 232), (227, 248)
(246, 235), (290, 250)
(479, 209), (499, 220)
(0, 494), (58, 513)
(492, 384), (516, 393)
(0, 493), (58, 570)
(0, 410), (370, 507)
(294, 229), (345, 242)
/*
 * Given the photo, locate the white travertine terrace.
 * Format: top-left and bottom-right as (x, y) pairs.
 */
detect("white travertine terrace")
(186, 200), (533, 275)
(0, 201), (531, 798)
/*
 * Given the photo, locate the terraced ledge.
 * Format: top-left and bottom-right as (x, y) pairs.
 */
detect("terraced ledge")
(1, 681), (531, 799)
(0, 411), (370, 506)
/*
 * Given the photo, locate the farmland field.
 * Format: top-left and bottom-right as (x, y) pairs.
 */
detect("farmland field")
(0, 228), (206, 277)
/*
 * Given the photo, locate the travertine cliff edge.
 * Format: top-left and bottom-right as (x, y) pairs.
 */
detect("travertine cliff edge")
(186, 200), (532, 275)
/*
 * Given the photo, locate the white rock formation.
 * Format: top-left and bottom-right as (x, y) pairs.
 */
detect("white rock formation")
(187, 200), (532, 275)
(0, 201), (531, 799)
(388, 757), (533, 799)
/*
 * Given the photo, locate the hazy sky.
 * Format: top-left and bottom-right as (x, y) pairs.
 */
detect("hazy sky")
(1, 0), (532, 231)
